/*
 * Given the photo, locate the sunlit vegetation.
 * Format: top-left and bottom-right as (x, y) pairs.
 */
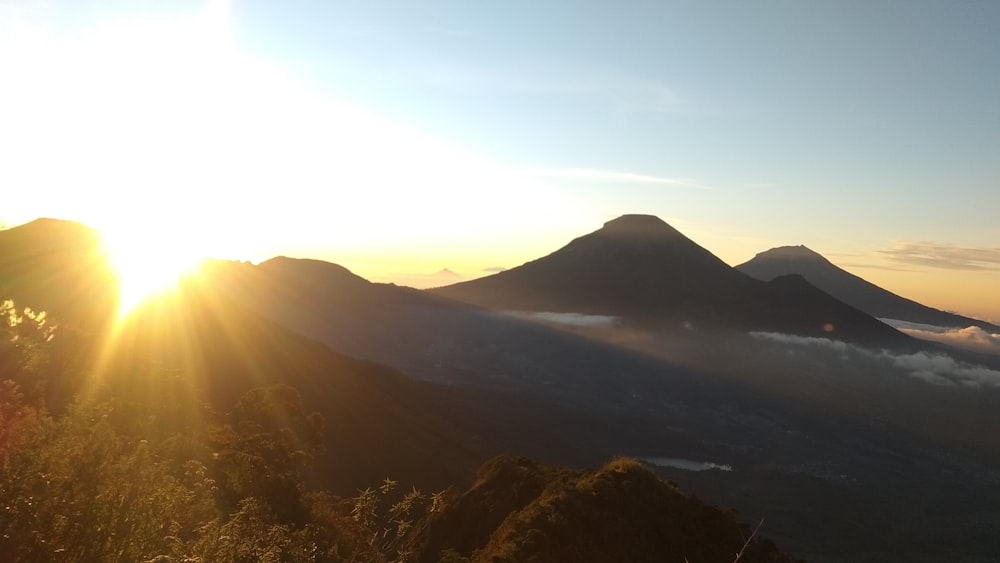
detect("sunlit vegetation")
(404, 456), (799, 563)
(1, 299), (797, 562)
(0, 300), (379, 562)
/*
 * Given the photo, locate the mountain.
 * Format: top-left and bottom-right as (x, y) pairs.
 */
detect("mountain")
(0, 221), (502, 492)
(8, 218), (1000, 561)
(0, 218), (117, 326)
(736, 245), (1000, 331)
(203, 256), (719, 405)
(430, 214), (912, 346)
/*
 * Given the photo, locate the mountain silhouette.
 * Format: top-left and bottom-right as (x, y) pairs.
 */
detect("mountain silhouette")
(431, 214), (912, 346)
(737, 245), (1000, 331)
(7, 218), (1000, 560)
(0, 218), (117, 326)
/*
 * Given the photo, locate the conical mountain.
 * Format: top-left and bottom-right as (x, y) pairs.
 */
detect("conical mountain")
(431, 215), (911, 345)
(737, 245), (999, 331)
(432, 215), (758, 317)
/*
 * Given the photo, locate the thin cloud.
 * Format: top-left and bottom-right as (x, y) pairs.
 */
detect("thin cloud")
(482, 266), (507, 273)
(337, 23), (473, 39)
(878, 241), (1000, 271)
(530, 168), (707, 188)
(510, 311), (620, 328)
(407, 64), (685, 114)
(838, 262), (916, 272)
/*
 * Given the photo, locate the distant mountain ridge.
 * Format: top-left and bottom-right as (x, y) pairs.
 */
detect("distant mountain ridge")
(736, 245), (1000, 332)
(430, 214), (912, 346)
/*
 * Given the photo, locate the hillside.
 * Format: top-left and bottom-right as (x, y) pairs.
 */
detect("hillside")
(406, 456), (800, 563)
(737, 245), (1000, 331)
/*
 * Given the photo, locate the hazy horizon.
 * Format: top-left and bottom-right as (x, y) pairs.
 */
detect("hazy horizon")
(2, 0), (998, 322)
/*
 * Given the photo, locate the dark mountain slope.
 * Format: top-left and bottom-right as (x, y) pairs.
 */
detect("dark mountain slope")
(66, 279), (490, 493)
(202, 256), (721, 406)
(431, 215), (912, 346)
(737, 245), (1000, 331)
(407, 456), (799, 563)
(755, 274), (907, 343)
(0, 218), (117, 326)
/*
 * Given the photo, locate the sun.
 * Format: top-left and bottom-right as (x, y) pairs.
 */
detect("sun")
(101, 229), (204, 319)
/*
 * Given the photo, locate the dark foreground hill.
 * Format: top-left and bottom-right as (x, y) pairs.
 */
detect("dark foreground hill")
(406, 456), (800, 563)
(737, 245), (1000, 331)
(430, 215), (912, 347)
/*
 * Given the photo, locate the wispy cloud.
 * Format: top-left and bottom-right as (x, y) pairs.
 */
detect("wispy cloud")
(878, 241), (1000, 271)
(407, 64), (685, 114)
(529, 168), (708, 188)
(838, 262), (916, 272)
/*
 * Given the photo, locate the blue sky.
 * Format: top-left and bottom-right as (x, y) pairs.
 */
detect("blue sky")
(1, 0), (998, 319)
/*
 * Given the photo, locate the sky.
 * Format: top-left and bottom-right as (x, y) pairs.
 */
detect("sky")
(1, 0), (998, 321)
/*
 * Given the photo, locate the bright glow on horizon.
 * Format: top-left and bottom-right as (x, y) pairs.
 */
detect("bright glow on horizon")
(99, 225), (205, 318)
(0, 1), (591, 268)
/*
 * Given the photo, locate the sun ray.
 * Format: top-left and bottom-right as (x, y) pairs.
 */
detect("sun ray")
(100, 228), (205, 319)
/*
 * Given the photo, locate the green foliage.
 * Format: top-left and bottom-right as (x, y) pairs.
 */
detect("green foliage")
(402, 456), (800, 563)
(1, 300), (56, 398)
(0, 337), (376, 563)
(212, 385), (326, 524)
(350, 477), (443, 562)
(0, 400), (216, 561)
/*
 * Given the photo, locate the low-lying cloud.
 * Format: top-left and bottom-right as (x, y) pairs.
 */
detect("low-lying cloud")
(512, 311), (620, 328)
(880, 319), (1000, 356)
(750, 331), (1000, 387)
(878, 241), (1000, 271)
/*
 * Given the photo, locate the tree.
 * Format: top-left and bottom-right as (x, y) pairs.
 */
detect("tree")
(212, 385), (325, 524)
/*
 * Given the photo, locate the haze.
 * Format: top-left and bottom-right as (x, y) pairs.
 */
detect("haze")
(1, 0), (997, 321)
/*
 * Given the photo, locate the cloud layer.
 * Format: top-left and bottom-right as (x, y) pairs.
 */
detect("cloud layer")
(880, 319), (1000, 355)
(750, 331), (1000, 387)
(512, 311), (620, 328)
